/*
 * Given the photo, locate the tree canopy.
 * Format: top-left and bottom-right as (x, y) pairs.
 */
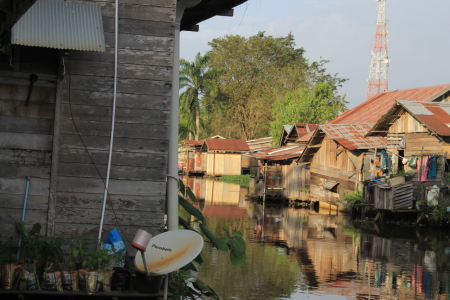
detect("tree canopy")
(178, 32), (347, 141)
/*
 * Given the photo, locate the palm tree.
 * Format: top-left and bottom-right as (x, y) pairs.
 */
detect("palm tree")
(179, 53), (220, 140)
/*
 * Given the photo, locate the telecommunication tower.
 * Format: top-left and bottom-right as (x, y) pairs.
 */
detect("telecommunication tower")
(366, 0), (389, 100)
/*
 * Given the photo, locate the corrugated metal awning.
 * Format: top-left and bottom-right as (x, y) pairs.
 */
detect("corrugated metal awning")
(11, 0), (105, 52)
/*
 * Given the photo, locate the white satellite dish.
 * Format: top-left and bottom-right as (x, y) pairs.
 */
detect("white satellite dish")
(134, 230), (203, 276)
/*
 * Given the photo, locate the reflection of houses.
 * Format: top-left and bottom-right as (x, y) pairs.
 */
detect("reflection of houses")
(366, 101), (450, 202)
(202, 138), (250, 176)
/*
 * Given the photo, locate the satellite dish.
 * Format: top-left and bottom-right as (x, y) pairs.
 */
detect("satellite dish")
(135, 230), (203, 275)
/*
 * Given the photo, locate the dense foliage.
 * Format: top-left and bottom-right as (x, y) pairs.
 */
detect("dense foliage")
(178, 32), (347, 141)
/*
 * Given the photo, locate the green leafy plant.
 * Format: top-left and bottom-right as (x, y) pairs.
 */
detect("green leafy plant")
(40, 235), (65, 270)
(68, 237), (87, 269)
(81, 240), (111, 271)
(15, 221), (42, 265)
(339, 190), (363, 208)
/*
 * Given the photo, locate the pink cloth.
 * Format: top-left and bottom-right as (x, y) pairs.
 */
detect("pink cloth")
(417, 158), (428, 182)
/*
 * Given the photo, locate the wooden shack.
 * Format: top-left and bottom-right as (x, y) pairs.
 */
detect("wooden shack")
(249, 144), (310, 202)
(179, 140), (207, 175)
(298, 124), (387, 210)
(0, 0), (248, 244)
(366, 100), (450, 202)
(201, 138), (250, 176)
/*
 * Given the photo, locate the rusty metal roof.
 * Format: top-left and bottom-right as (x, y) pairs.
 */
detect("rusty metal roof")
(182, 140), (204, 146)
(329, 84), (450, 125)
(11, 0), (105, 52)
(297, 131), (314, 143)
(203, 138), (250, 151)
(367, 101), (450, 137)
(251, 145), (305, 161)
(298, 124), (387, 164)
(321, 124), (387, 150)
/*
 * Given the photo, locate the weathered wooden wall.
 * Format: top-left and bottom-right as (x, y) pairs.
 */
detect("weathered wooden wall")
(52, 0), (175, 241)
(206, 153), (242, 176)
(309, 138), (359, 206)
(0, 0), (176, 244)
(281, 163), (310, 200)
(0, 74), (57, 239)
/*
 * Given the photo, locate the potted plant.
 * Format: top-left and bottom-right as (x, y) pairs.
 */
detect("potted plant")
(14, 221), (42, 290)
(40, 235), (65, 291)
(0, 236), (22, 290)
(79, 240), (113, 294)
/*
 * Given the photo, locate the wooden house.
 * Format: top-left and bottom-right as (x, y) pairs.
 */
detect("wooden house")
(297, 84), (450, 210)
(366, 100), (450, 202)
(298, 124), (387, 209)
(179, 140), (206, 175)
(249, 144), (310, 202)
(0, 0), (248, 244)
(201, 138), (250, 176)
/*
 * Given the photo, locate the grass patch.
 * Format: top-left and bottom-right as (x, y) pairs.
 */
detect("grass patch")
(218, 174), (254, 187)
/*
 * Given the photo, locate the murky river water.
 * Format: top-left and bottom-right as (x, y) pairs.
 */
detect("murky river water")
(183, 177), (450, 300)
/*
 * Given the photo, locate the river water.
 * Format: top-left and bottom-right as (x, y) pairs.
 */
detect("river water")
(183, 177), (450, 300)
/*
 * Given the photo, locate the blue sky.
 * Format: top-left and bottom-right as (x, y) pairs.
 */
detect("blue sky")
(180, 0), (450, 109)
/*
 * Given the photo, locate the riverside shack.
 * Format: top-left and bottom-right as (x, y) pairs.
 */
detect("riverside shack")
(201, 138), (250, 176)
(298, 84), (450, 211)
(298, 124), (387, 210)
(365, 101), (450, 207)
(250, 144), (309, 203)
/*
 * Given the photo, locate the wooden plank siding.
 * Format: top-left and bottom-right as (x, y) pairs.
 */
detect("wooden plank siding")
(206, 153), (243, 176)
(53, 0), (175, 240)
(309, 138), (359, 207)
(0, 77), (57, 238)
(281, 163), (310, 201)
(0, 0), (175, 243)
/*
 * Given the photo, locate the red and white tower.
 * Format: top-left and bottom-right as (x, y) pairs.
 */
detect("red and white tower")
(366, 0), (389, 100)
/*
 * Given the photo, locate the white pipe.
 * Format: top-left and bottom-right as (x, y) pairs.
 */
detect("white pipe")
(99, 0), (119, 240)
(167, 1), (188, 232)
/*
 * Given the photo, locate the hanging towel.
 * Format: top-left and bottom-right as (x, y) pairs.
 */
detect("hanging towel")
(417, 159), (428, 182)
(427, 156), (437, 179)
(409, 156), (418, 169)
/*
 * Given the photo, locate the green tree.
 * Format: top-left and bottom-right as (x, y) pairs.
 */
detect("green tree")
(269, 83), (347, 139)
(179, 53), (220, 141)
(206, 32), (347, 140)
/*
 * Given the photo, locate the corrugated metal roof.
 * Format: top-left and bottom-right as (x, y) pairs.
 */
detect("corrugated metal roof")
(182, 140), (204, 146)
(251, 144), (305, 161)
(368, 101), (450, 137)
(11, 0), (105, 52)
(320, 124), (387, 150)
(204, 138), (250, 151)
(329, 84), (450, 125)
(297, 131), (314, 143)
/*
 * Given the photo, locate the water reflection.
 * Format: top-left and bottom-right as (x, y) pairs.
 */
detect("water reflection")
(183, 177), (450, 300)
